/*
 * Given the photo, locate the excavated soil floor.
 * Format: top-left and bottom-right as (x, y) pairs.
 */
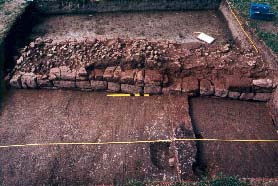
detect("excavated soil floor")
(0, 89), (195, 185)
(190, 97), (278, 178)
(0, 90), (277, 185)
(30, 10), (231, 44)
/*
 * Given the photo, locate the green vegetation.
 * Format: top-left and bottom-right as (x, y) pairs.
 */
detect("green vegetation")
(125, 176), (250, 186)
(197, 176), (250, 186)
(229, 0), (278, 53)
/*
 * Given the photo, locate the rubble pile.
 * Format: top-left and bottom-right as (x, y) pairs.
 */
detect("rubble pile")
(13, 38), (169, 74)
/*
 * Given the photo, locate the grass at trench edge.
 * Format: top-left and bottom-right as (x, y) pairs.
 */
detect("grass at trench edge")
(230, 0), (278, 53)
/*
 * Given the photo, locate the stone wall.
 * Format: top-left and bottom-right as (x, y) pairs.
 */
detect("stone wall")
(10, 65), (276, 102)
(8, 35), (276, 101)
(33, 0), (221, 14)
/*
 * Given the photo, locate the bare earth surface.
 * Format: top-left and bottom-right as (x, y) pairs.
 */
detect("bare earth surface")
(0, 90), (195, 185)
(31, 11), (231, 44)
(0, 0), (26, 41)
(190, 97), (278, 178)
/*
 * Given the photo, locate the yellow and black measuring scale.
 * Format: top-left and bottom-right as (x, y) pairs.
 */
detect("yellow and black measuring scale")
(107, 93), (150, 97)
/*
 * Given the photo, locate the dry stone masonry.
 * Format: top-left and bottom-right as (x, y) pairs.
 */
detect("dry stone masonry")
(8, 37), (276, 101)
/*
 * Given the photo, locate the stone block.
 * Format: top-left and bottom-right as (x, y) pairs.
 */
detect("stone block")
(225, 76), (252, 92)
(162, 87), (170, 94)
(182, 77), (199, 95)
(239, 93), (254, 100)
(113, 66), (122, 81)
(9, 74), (22, 88)
(253, 93), (272, 102)
(78, 67), (88, 77)
(60, 66), (76, 81)
(121, 84), (142, 93)
(253, 79), (273, 88)
(90, 80), (107, 90)
(134, 70), (144, 86)
(76, 67), (88, 81)
(120, 70), (136, 84)
(76, 75), (88, 81)
(53, 80), (76, 88)
(144, 85), (162, 94)
(103, 66), (117, 81)
(108, 82), (121, 92)
(21, 73), (37, 88)
(76, 81), (91, 90)
(169, 79), (182, 93)
(37, 79), (53, 88)
(90, 69), (104, 80)
(49, 67), (60, 80)
(200, 79), (214, 96)
(214, 79), (228, 98)
(228, 91), (240, 99)
(253, 79), (274, 93)
(144, 70), (163, 86)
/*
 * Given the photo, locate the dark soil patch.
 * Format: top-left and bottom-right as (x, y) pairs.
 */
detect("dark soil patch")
(149, 142), (171, 170)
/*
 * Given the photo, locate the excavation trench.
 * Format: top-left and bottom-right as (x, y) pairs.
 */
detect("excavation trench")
(1, 2), (278, 185)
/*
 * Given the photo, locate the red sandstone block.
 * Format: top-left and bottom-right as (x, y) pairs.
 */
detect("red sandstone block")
(121, 84), (142, 93)
(225, 75), (252, 92)
(144, 70), (163, 86)
(60, 66), (76, 81)
(200, 79), (214, 96)
(144, 85), (162, 94)
(134, 70), (144, 86)
(92, 69), (104, 80)
(120, 70), (136, 84)
(214, 79), (228, 97)
(239, 93), (254, 100)
(53, 80), (76, 89)
(90, 80), (107, 90)
(253, 93), (272, 102)
(76, 81), (91, 90)
(37, 79), (53, 88)
(113, 66), (122, 81)
(169, 78), (182, 93)
(108, 82), (121, 92)
(228, 91), (240, 99)
(182, 77), (199, 95)
(103, 66), (117, 81)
